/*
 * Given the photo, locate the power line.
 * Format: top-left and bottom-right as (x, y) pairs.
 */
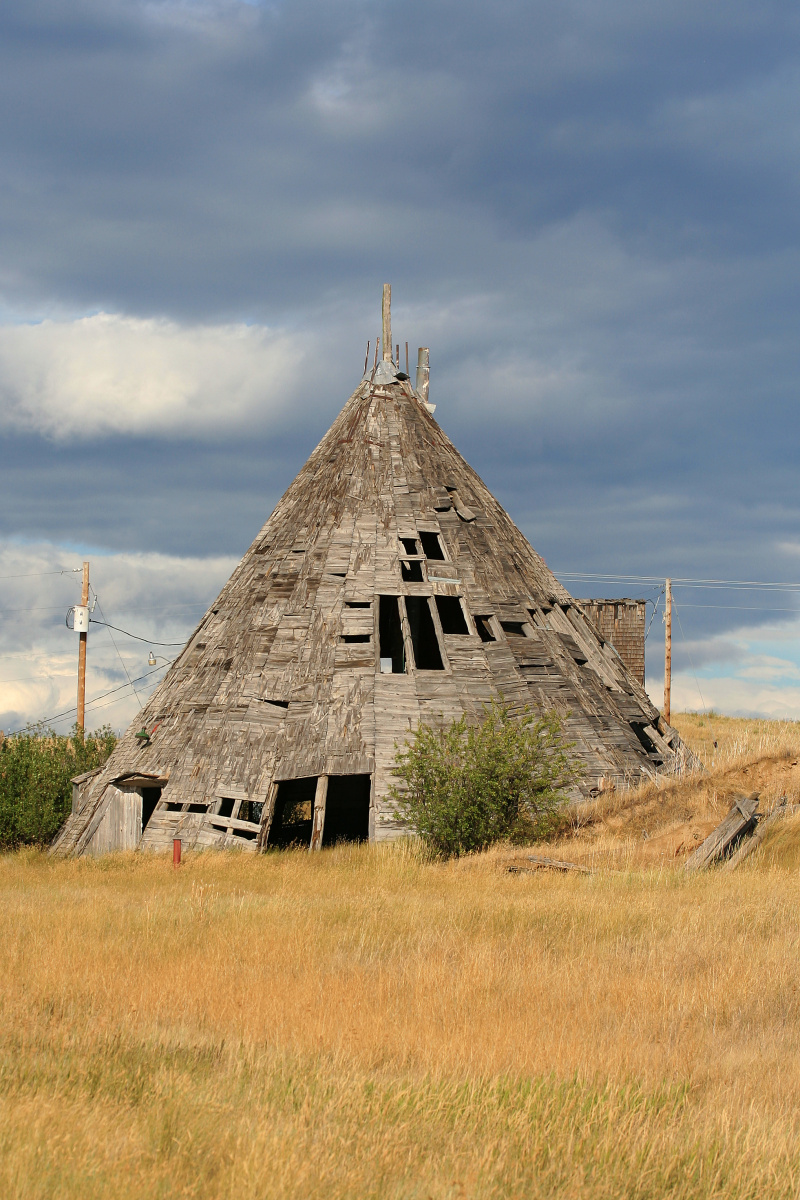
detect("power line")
(90, 593), (143, 709)
(88, 619), (186, 647)
(5, 662), (172, 736)
(0, 568), (82, 581)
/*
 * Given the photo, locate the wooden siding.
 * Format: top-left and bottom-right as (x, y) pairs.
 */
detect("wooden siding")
(54, 370), (698, 857)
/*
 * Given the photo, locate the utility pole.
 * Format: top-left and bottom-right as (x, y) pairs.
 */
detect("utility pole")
(663, 577), (672, 725)
(77, 561), (89, 732)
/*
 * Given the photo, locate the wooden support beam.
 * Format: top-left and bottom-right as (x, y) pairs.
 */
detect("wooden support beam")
(382, 284), (392, 361)
(416, 347), (430, 404)
(310, 775), (329, 850)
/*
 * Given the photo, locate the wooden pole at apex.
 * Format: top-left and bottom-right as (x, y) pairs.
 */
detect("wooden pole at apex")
(77, 561), (89, 733)
(663, 577), (672, 725)
(382, 284), (392, 361)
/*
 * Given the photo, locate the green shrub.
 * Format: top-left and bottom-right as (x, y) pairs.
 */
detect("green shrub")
(0, 725), (117, 849)
(389, 702), (576, 858)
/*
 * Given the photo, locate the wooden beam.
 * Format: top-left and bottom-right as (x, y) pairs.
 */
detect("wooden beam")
(684, 792), (760, 871)
(382, 284), (392, 361)
(310, 775), (329, 850)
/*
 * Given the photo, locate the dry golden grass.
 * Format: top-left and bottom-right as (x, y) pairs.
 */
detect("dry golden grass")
(3, 714), (800, 1198)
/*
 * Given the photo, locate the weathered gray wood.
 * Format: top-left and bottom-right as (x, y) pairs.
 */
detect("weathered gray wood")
(51, 290), (700, 858)
(684, 792), (760, 871)
(310, 775), (329, 851)
(723, 797), (799, 870)
(509, 856), (593, 875)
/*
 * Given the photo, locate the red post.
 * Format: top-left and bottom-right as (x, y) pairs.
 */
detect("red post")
(173, 838), (182, 867)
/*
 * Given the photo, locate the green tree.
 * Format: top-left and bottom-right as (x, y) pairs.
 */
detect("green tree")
(389, 702), (576, 858)
(0, 725), (117, 849)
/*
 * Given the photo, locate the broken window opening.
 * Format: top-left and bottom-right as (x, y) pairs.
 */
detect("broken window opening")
(501, 621), (527, 637)
(401, 560), (424, 582)
(141, 787), (161, 832)
(405, 595), (444, 670)
(322, 775), (371, 845)
(400, 537), (419, 556)
(232, 827), (258, 841)
(217, 798), (235, 817)
(165, 801), (183, 811)
(187, 803), (208, 813)
(342, 633), (371, 643)
(260, 698), (289, 709)
(378, 595), (406, 673)
(345, 600), (371, 608)
(267, 777), (318, 847)
(435, 595), (469, 635)
(475, 615), (496, 643)
(419, 531), (445, 560)
(239, 799), (264, 825)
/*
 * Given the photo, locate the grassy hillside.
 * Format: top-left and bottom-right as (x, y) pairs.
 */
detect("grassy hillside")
(2, 714), (800, 1199)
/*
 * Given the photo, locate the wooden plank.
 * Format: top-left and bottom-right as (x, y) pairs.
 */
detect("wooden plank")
(684, 792), (760, 871)
(309, 775), (329, 851)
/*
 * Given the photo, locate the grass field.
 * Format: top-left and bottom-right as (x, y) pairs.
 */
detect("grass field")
(2, 714), (800, 1199)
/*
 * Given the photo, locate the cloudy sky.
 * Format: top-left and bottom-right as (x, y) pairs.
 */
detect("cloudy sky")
(2, 0), (800, 733)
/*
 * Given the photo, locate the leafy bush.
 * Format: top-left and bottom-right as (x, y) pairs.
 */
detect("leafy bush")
(389, 702), (576, 858)
(0, 726), (117, 849)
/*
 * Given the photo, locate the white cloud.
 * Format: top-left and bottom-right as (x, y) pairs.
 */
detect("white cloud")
(0, 540), (236, 733)
(0, 314), (306, 440)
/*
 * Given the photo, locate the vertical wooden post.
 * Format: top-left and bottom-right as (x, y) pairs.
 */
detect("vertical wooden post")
(173, 838), (182, 867)
(310, 775), (329, 851)
(664, 578), (672, 725)
(363, 340), (370, 374)
(77, 560), (89, 732)
(395, 343), (399, 367)
(416, 348), (430, 404)
(382, 284), (392, 361)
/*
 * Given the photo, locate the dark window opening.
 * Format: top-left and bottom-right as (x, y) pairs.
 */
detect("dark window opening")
(435, 595), (469, 635)
(166, 801), (183, 811)
(342, 633), (371, 643)
(187, 803), (208, 813)
(401, 560), (424, 582)
(345, 601), (371, 608)
(211, 822), (228, 833)
(378, 595), (406, 673)
(217, 798), (235, 817)
(329, 572), (347, 578)
(419, 531), (445, 560)
(260, 698), (289, 709)
(141, 787), (161, 831)
(501, 621), (527, 637)
(239, 799), (264, 825)
(232, 827), (258, 841)
(405, 596), (444, 670)
(475, 615), (496, 643)
(322, 775), (371, 845)
(267, 777), (318, 847)
(400, 538), (418, 555)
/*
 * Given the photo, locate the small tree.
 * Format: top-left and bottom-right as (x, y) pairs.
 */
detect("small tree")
(0, 724), (117, 849)
(389, 702), (576, 858)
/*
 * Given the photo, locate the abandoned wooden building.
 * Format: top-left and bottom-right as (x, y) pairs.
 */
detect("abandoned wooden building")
(53, 287), (695, 857)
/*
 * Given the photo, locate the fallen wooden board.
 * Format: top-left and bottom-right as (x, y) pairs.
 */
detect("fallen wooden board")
(724, 797), (799, 870)
(684, 791), (760, 872)
(508, 856), (593, 875)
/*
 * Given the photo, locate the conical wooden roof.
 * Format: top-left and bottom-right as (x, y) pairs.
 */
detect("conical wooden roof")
(55, 337), (694, 856)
